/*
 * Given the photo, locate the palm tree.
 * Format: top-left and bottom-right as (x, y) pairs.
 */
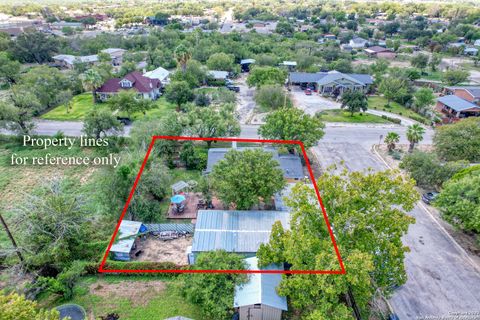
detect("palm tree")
(81, 69), (103, 103)
(384, 132), (400, 152)
(174, 44), (192, 74)
(406, 124), (425, 152)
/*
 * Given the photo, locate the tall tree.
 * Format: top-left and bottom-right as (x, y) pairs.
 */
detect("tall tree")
(180, 250), (247, 320)
(81, 69), (103, 103)
(0, 292), (60, 320)
(384, 131), (400, 152)
(441, 69), (469, 86)
(174, 44), (192, 73)
(258, 169), (417, 318)
(254, 85), (292, 110)
(9, 30), (58, 63)
(433, 117), (480, 162)
(429, 54), (442, 72)
(378, 77), (408, 107)
(206, 52), (235, 72)
(211, 149), (286, 209)
(410, 53), (429, 73)
(259, 107), (325, 152)
(107, 90), (154, 118)
(0, 90), (39, 134)
(413, 88), (435, 113)
(340, 91), (368, 116)
(183, 104), (240, 147)
(406, 123), (426, 152)
(246, 66), (287, 87)
(164, 81), (194, 111)
(83, 109), (123, 139)
(0, 52), (21, 85)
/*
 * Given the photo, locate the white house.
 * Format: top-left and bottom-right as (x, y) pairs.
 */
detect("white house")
(143, 66), (171, 85)
(349, 37), (368, 49)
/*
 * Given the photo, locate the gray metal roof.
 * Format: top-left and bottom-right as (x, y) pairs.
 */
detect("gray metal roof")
(274, 183), (297, 211)
(289, 71), (373, 85)
(205, 147), (304, 179)
(234, 257), (288, 311)
(145, 223), (194, 233)
(240, 58), (255, 64)
(192, 210), (290, 253)
(437, 95), (480, 112)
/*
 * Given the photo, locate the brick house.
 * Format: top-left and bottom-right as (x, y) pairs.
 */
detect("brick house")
(96, 71), (161, 101)
(436, 87), (480, 123)
(364, 46), (396, 59)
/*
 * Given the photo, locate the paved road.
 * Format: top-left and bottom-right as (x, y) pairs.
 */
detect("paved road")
(312, 141), (480, 319)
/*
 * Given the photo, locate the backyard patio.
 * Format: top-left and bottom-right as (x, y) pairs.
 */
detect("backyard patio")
(167, 192), (224, 220)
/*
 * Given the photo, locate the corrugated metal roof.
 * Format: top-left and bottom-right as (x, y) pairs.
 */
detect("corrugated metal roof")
(240, 58), (255, 64)
(208, 70), (229, 79)
(274, 183), (297, 211)
(192, 210), (290, 253)
(437, 95), (480, 112)
(205, 147), (304, 179)
(145, 223), (194, 233)
(234, 257), (288, 311)
(289, 71), (373, 85)
(110, 220), (143, 254)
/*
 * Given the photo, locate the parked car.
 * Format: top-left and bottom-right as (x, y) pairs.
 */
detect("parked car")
(227, 85), (240, 92)
(116, 117), (132, 125)
(422, 192), (439, 205)
(305, 88), (312, 95)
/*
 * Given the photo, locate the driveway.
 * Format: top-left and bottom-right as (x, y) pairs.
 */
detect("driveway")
(235, 74), (257, 124)
(311, 141), (480, 319)
(290, 87), (340, 115)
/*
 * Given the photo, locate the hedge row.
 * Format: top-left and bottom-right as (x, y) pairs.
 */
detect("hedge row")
(381, 115), (402, 124)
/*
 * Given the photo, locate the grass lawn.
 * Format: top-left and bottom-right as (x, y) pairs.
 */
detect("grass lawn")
(41, 276), (204, 320)
(41, 93), (175, 121)
(368, 96), (429, 122)
(318, 109), (390, 123)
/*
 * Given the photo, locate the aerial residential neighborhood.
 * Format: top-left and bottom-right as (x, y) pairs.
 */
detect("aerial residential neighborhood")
(0, 0), (480, 319)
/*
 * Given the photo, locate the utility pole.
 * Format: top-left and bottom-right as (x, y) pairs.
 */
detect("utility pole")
(0, 212), (24, 264)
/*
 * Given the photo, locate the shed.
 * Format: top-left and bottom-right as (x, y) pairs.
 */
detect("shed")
(234, 257), (288, 320)
(240, 59), (255, 72)
(191, 210), (290, 262)
(110, 220), (147, 261)
(208, 70), (229, 80)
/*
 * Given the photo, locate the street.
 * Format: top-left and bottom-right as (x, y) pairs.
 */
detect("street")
(312, 141), (480, 319)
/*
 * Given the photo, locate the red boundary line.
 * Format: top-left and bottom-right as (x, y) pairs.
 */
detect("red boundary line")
(98, 136), (345, 274)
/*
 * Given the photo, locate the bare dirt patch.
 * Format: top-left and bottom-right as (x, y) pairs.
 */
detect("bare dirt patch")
(89, 280), (166, 307)
(135, 236), (192, 265)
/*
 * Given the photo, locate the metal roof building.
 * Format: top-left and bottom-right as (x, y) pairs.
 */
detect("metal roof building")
(205, 147), (304, 180)
(191, 210), (290, 255)
(437, 95), (480, 112)
(234, 257), (288, 320)
(110, 220), (146, 261)
(289, 71), (373, 86)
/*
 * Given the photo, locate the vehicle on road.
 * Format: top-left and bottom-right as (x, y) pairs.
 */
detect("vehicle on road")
(227, 85), (240, 92)
(422, 192), (439, 205)
(305, 88), (312, 95)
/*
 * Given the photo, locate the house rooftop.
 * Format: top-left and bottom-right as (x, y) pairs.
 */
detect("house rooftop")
(437, 95), (480, 112)
(205, 147), (304, 180)
(143, 66), (170, 81)
(364, 46), (391, 53)
(192, 210), (290, 253)
(208, 70), (229, 79)
(240, 58), (255, 65)
(289, 71), (373, 86)
(234, 257), (288, 311)
(97, 71), (161, 94)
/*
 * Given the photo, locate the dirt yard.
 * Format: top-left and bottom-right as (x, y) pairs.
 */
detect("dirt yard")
(89, 280), (166, 307)
(135, 236), (192, 265)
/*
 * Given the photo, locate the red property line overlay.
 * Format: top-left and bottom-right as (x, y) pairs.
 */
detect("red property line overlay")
(98, 136), (346, 274)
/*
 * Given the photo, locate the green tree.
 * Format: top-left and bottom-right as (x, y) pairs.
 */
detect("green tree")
(246, 66), (287, 87)
(211, 149), (286, 209)
(180, 250), (247, 320)
(207, 52), (235, 72)
(107, 90), (154, 118)
(340, 91), (368, 116)
(183, 104), (240, 147)
(0, 292), (60, 320)
(400, 151), (467, 190)
(410, 53), (429, 73)
(259, 107), (325, 151)
(413, 88), (435, 113)
(174, 44), (192, 73)
(441, 69), (469, 86)
(436, 174), (480, 233)
(378, 77), (409, 107)
(254, 84), (292, 110)
(406, 123), (426, 152)
(433, 117), (480, 162)
(9, 30), (58, 63)
(429, 54), (442, 72)
(258, 170), (417, 318)
(384, 132), (400, 152)
(83, 109), (123, 139)
(17, 180), (92, 271)
(275, 20), (294, 36)
(81, 69), (103, 103)
(165, 81), (194, 111)
(0, 90), (39, 134)
(0, 52), (21, 85)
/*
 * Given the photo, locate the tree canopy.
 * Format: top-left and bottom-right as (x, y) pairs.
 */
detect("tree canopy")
(246, 66), (287, 87)
(210, 149), (286, 209)
(433, 118), (480, 162)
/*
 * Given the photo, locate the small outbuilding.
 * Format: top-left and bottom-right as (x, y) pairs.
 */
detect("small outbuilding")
(234, 257), (288, 320)
(110, 220), (147, 261)
(240, 58), (256, 72)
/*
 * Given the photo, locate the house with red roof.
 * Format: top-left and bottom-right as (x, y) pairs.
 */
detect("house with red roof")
(96, 71), (161, 101)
